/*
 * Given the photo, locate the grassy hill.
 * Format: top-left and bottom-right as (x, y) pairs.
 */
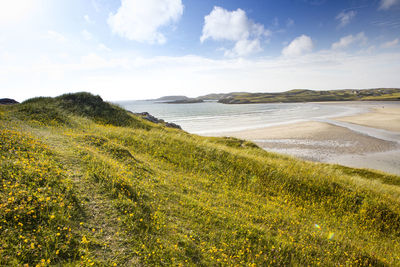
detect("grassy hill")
(216, 88), (400, 104)
(1, 92), (400, 266)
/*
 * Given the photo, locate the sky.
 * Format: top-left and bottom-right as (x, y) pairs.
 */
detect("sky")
(1, 0), (400, 101)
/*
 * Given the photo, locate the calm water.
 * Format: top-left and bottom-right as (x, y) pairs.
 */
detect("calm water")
(117, 100), (373, 135)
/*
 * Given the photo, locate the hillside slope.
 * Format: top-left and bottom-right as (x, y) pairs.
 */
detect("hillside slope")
(216, 88), (400, 104)
(1, 93), (400, 266)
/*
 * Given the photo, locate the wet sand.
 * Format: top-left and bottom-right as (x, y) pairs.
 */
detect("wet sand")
(335, 107), (400, 132)
(215, 104), (400, 175)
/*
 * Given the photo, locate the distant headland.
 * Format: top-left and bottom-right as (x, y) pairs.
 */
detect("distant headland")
(154, 88), (400, 104)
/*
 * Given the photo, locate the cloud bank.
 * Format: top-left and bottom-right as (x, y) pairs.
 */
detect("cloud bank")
(4, 50), (399, 101)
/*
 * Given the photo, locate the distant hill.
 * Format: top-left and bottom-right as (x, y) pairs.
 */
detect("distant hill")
(197, 92), (245, 101)
(152, 94), (226, 102)
(216, 88), (400, 104)
(152, 95), (204, 104)
(153, 88), (400, 104)
(152, 95), (189, 102)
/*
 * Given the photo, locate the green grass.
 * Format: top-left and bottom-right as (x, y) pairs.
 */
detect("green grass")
(217, 88), (400, 103)
(1, 92), (400, 265)
(361, 92), (400, 101)
(18, 92), (150, 128)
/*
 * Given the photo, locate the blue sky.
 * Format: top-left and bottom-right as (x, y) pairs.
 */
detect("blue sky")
(1, 0), (400, 101)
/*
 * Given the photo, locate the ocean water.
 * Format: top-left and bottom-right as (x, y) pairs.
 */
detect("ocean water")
(117, 100), (373, 135)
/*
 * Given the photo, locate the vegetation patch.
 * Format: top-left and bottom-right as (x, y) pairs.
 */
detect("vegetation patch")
(56, 92), (149, 128)
(0, 129), (82, 266)
(216, 88), (400, 104)
(1, 92), (399, 265)
(15, 99), (70, 126)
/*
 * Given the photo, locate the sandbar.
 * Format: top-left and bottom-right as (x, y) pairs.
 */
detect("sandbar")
(335, 107), (400, 132)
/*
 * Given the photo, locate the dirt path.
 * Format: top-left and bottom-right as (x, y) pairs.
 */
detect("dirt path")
(30, 127), (133, 264)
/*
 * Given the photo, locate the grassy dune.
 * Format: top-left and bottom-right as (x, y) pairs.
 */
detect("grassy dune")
(1, 92), (400, 266)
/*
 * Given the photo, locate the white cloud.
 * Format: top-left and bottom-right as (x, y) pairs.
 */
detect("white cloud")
(108, 0), (183, 44)
(81, 30), (93, 40)
(336, 10), (356, 28)
(200, 6), (270, 57)
(98, 43), (112, 52)
(286, 18), (295, 27)
(201, 7), (259, 42)
(379, 0), (400, 10)
(84, 15), (94, 24)
(46, 30), (67, 42)
(224, 39), (262, 57)
(282, 35), (314, 57)
(331, 32), (367, 50)
(381, 38), (399, 48)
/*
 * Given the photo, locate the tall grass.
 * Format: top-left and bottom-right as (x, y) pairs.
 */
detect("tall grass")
(1, 92), (399, 265)
(0, 129), (83, 265)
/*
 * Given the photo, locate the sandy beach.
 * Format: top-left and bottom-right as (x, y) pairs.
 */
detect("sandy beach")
(335, 107), (400, 132)
(216, 102), (400, 175)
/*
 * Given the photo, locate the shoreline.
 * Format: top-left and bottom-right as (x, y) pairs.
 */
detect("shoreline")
(212, 103), (400, 175)
(334, 107), (400, 132)
(190, 101), (398, 135)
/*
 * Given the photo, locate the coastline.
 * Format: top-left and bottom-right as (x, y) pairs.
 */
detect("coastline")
(213, 102), (400, 175)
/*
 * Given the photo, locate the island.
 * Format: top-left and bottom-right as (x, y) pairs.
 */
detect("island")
(151, 95), (190, 102)
(150, 95), (204, 104)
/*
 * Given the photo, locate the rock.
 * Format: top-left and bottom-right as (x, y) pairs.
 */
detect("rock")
(0, 98), (19, 105)
(135, 112), (181, 129)
(137, 112), (164, 124)
(165, 122), (182, 129)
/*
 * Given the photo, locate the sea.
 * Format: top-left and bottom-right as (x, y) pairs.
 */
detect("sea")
(116, 100), (381, 135)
